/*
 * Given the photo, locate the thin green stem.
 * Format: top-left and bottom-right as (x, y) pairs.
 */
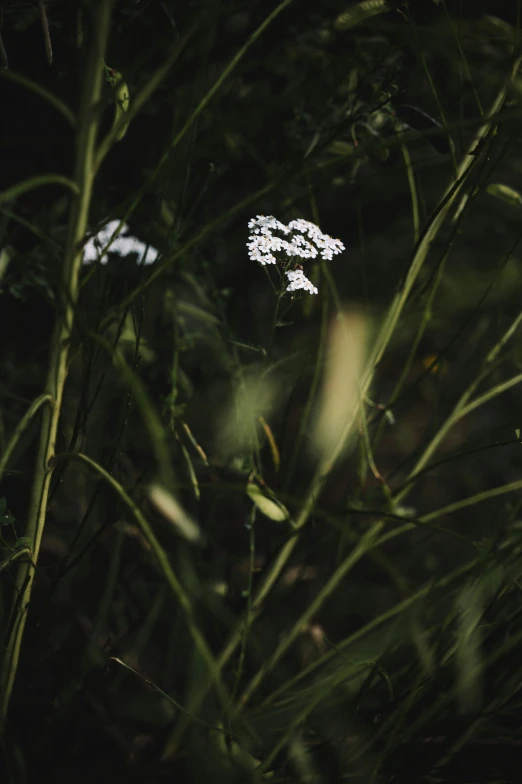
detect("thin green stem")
(261, 554), (479, 710)
(94, 23), (199, 171)
(401, 141), (420, 244)
(405, 4), (458, 173)
(235, 521), (385, 712)
(0, 69), (77, 128)
(0, 0), (115, 730)
(134, 0), (294, 192)
(110, 656), (235, 738)
(421, 476), (522, 525)
(394, 310), (522, 505)
(51, 451), (228, 709)
(0, 549), (33, 575)
(0, 175), (79, 205)
(229, 507), (257, 707)
(0, 394), (53, 484)
(87, 332), (176, 487)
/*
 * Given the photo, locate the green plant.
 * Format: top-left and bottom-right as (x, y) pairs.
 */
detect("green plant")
(3, 2), (522, 783)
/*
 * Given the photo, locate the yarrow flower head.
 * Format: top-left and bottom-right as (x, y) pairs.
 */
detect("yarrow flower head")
(286, 269), (318, 295)
(247, 214), (344, 295)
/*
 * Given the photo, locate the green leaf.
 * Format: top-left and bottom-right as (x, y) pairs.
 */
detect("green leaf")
(327, 140), (356, 156)
(105, 67), (131, 141)
(486, 183), (522, 207)
(335, 0), (389, 31)
(246, 482), (289, 522)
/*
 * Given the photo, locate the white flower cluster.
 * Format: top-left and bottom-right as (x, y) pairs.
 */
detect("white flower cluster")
(286, 269), (318, 295)
(83, 220), (159, 265)
(247, 214), (344, 294)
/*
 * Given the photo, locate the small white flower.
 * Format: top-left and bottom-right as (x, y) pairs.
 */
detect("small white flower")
(287, 218), (345, 260)
(288, 234), (318, 259)
(286, 269), (318, 295)
(247, 214), (344, 294)
(248, 214), (291, 235)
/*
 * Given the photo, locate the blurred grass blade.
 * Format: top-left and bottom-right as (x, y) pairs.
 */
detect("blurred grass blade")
(217, 369), (279, 458)
(326, 140), (356, 156)
(335, 0), (389, 30)
(311, 309), (369, 459)
(0, 245), (12, 286)
(486, 182), (522, 206)
(247, 481), (289, 522)
(455, 582), (484, 713)
(0, 29), (7, 69)
(149, 484), (202, 543)
(38, 0), (52, 66)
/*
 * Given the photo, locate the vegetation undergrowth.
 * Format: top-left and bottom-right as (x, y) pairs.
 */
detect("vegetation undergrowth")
(2, 1), (522, 782)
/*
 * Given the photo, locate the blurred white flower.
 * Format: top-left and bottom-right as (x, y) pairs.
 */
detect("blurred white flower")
(247, 214), (344, 294)
(83, 219), (159, 265)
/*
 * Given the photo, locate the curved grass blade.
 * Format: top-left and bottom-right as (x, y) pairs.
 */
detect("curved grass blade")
(335, 0), (389, 31)
(0, 69), (76, 127)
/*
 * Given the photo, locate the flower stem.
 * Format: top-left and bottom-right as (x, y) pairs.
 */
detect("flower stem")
(0, 0), (114, 730)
